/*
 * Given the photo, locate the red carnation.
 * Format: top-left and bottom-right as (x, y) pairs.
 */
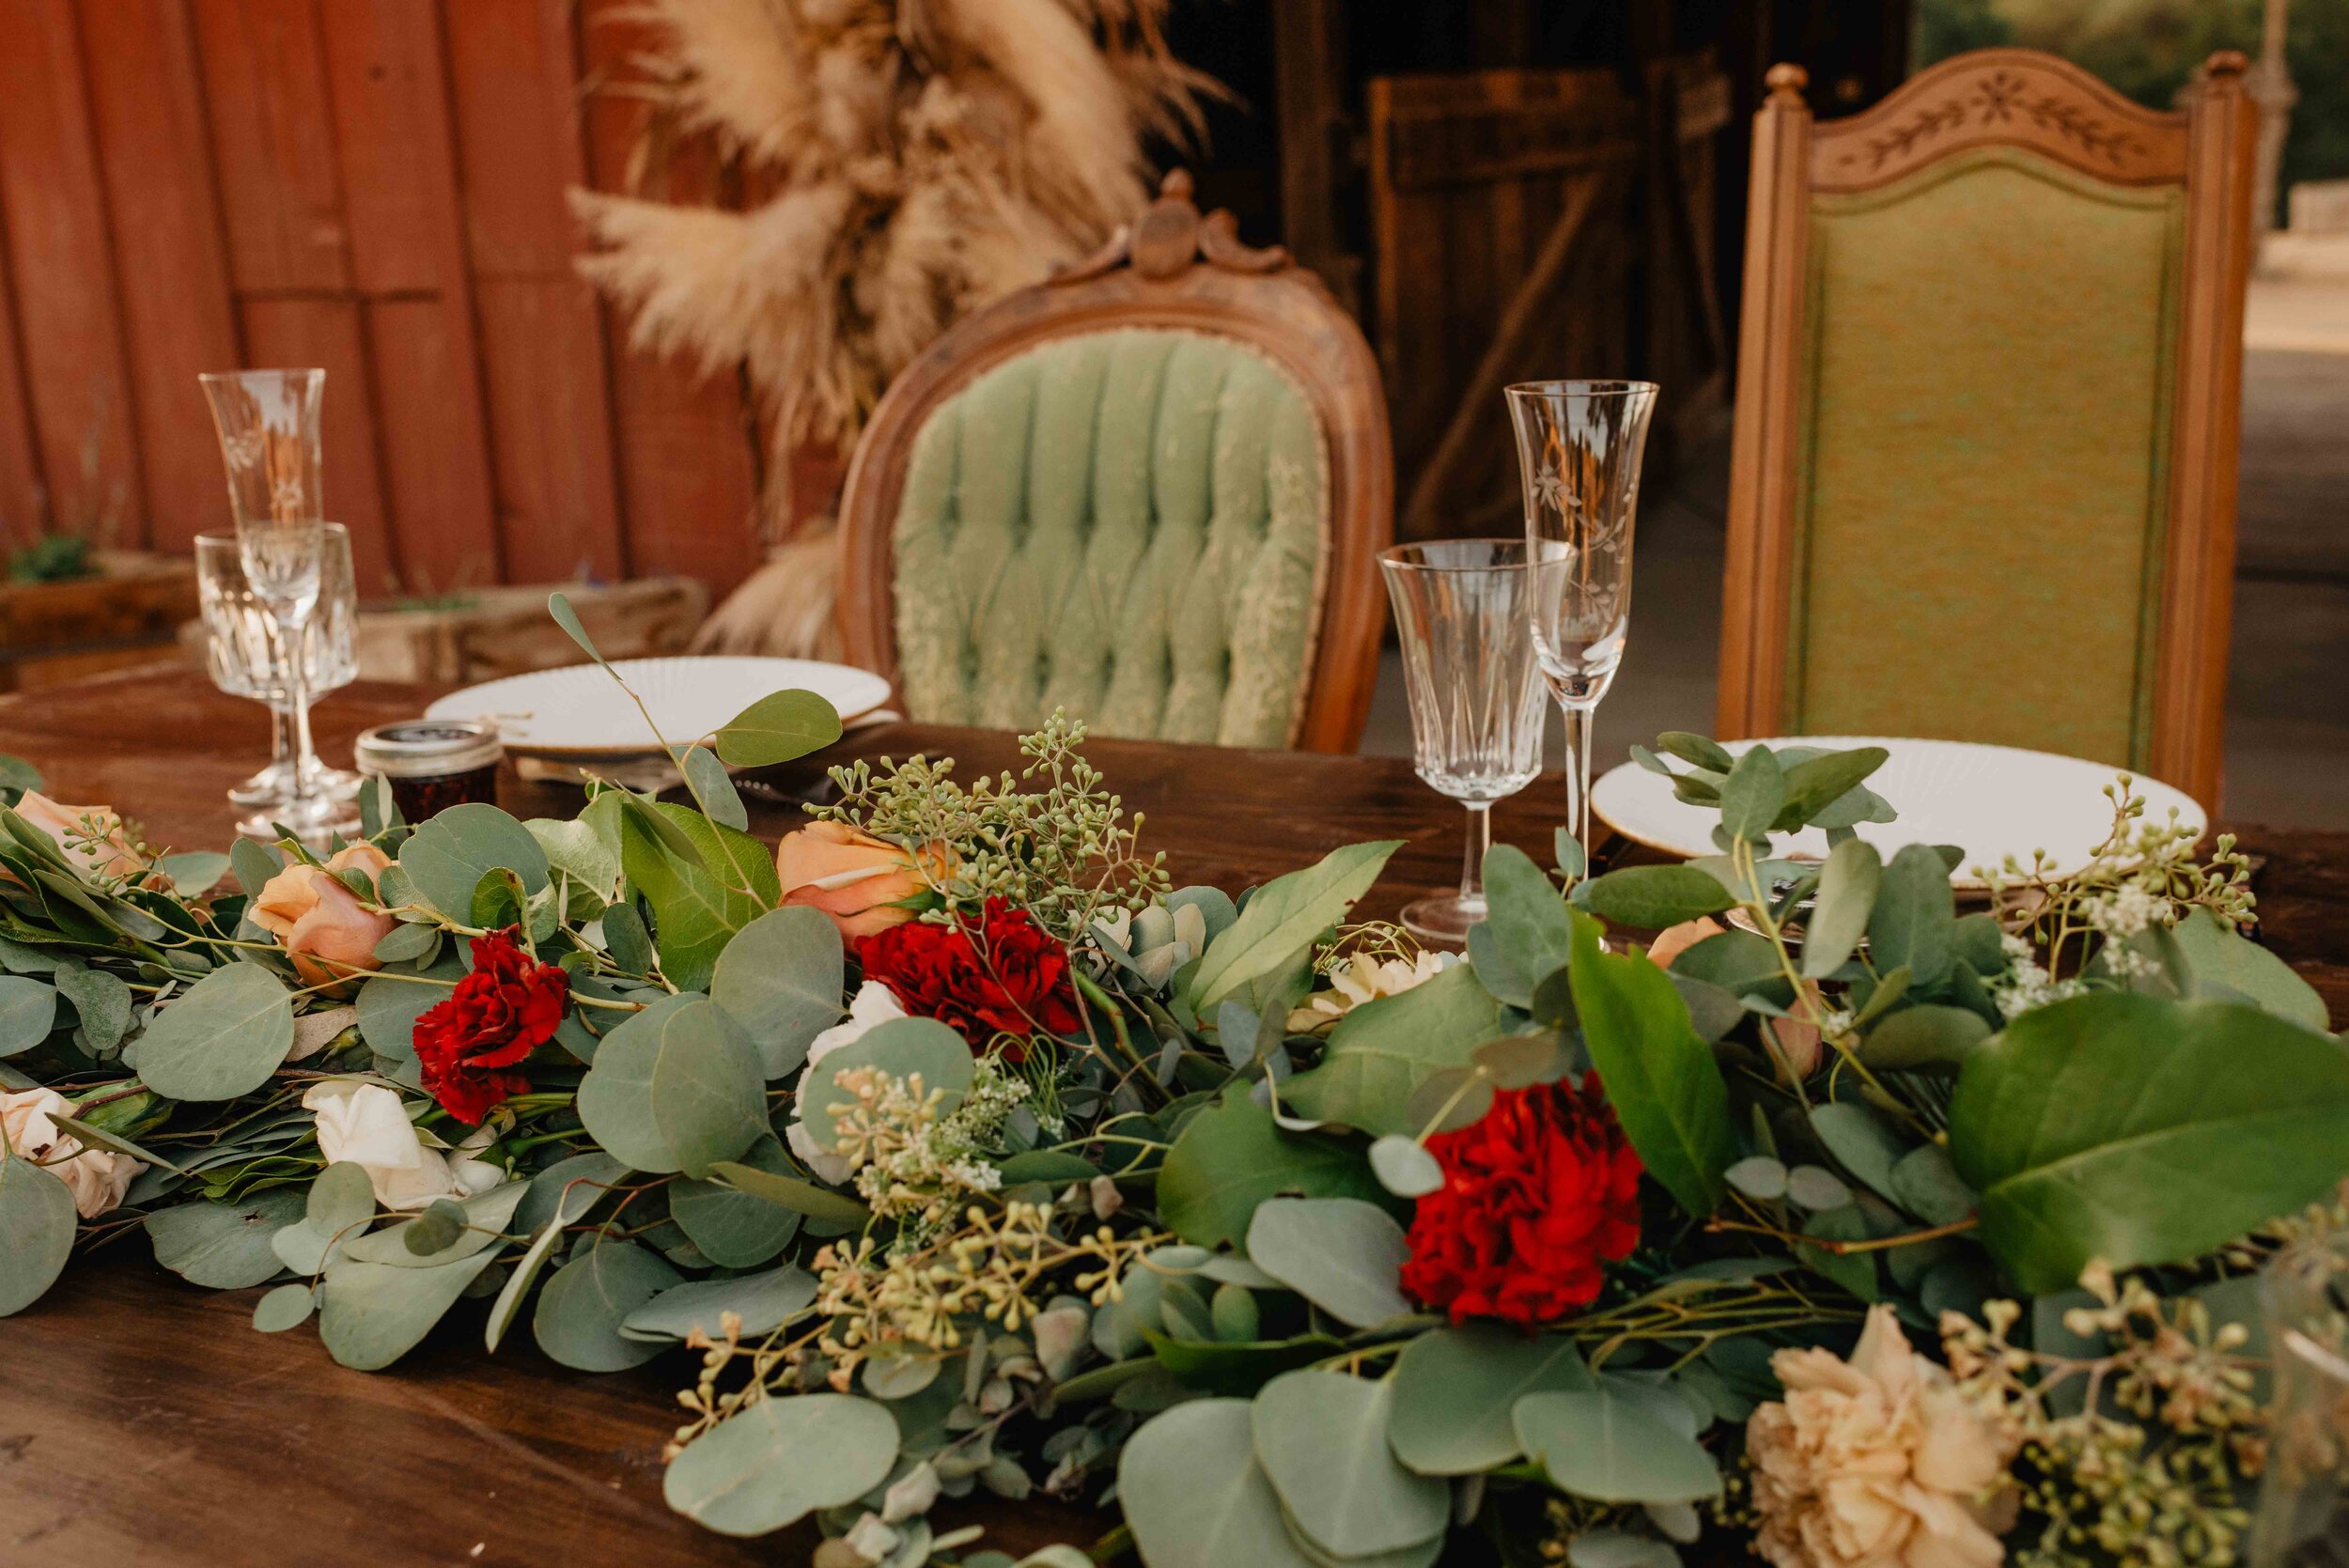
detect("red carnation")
(412, 927), (568, 1125)
(1400, 1076), (1642, 1327)
(856, 898), (1081, 1055)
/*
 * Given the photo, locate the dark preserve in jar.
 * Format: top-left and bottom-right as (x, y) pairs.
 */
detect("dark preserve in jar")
(353, 720), (504, 822)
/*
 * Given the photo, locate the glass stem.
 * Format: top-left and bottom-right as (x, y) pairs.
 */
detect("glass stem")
(277, 608), (317, 810)
(269, 698), (294, 776)
(1458, 801), (1492, 910)
(1561, 701), (1595, 874)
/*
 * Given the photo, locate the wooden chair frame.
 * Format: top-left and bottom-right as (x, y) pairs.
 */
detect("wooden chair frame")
(836, 171), (1393, 753)
(1717, 49), (2257, 807)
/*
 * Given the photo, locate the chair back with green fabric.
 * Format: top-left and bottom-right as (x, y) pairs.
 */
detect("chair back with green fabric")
(1718, 50), (2255, 808)
(837, 172), (1392, 753)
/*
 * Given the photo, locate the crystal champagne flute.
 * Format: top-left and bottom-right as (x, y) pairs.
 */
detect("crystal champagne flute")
(1507, 380), (1658, 873)
(1378, 541), (1549, 944)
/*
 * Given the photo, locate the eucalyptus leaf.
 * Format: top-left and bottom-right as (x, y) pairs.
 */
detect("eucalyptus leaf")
(1867, 845), (1956, 989)
(147, 1187), (309, 1288)
(1860, 1003), (1990, 1069)
(575, 993), (766, 1177)
(1950, 995), (2349, 1294)
(678, 745), (748, 831)
(1120, 1400), (1320, 1568)
(671, 1134), (802, 1266)
(1388, 1326), (1593, 1474)
(1889, 1143), (1977, 1227)
(1808, 1102), (1910, 1205)
(1368, 1135), (1445, 1199)
(712, 690), (845, 768)
(600, 901), (654, 975)
(252, 1281), (316, 1332)
(1190, 841), (1401, 1015)
(533, 1238), (682, 1371)
(1159, 1084), (1388, 1249)
(0, 1155), (74, 1315)
(1718, 747), (1786, 843)
(799, 1016), (972, 1136)
(1252, 1371), (1448, 1556)
(270, 1160), (379, 1277)
(355, 958), (464, 1069)
(319, 1240), (508, 1370)
(709, 907), (844, 1079)
(1513, 1387), (1721, 1503)
(708, 1159), (870, 1226)
(399, 803), (549, 922)
(159, 850), (233, 898)
(370, 923), (442, 966)
(1577, 866), (1737, 933)
(1281, 962), (1501, 1137)
(2164, 908), (2331, 1031)
(664, 1393), (899, 1537)
(230, 838), (282, 896)
(1481, 844), (1575, 996)
(1802, 839), (1881, 979)
(621, 1265), (817, 1343)
(1246, 1198), (1411, 1328)
(135, 964), (294, 1101)
(0, 974), (55, 1057)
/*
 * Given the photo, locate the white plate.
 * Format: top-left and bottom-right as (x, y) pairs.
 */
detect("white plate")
(426, 657), (891, 761)
(1591, 736), (2206, 888)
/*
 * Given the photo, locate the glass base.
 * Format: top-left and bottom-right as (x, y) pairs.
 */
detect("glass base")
(1402, 893), (1487, 948)
(236, 794), (364, 850)
(227, 762), (364, 810)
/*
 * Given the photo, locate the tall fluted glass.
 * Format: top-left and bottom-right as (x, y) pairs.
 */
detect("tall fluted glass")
(195, 528), (360, 839)
(1507, 380), (1657, 873)
(200, 368), (353, 843)
(2251, 1228), (2349, 1566)
(1378, 541), (1548, 944)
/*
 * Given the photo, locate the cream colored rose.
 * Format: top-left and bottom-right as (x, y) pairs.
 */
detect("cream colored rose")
(785, 980), (907, 1185)
(1748, 1304), (2017, 1568)
(13, 790), (146, 882)
(1286, 949), (1455, 1034)
(303, 1079), (505, 1212)
(0, 1085), (141, 1218)
(251, 844), (397, 991)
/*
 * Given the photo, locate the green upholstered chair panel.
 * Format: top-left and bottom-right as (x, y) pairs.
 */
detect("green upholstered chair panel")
(891, 328), (1330, 747)
(1787, 146), (2183, 769)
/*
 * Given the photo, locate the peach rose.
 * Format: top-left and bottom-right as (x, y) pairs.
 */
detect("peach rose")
(1647, 916), (1726, 970)
(1747, 1305), (2017, 1568)
(775, 822), (952, 940)
(13, 790), (146, 882)
(1, 1085), (140, 1218)
(251, 843), (397, 990)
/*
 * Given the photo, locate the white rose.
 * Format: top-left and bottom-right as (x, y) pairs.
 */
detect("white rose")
(0, 1085), (141, 1218)
(786, 981), (906, 1185)
(303, 1079), (505, 1212)
(1286, 948), (1456, 1034)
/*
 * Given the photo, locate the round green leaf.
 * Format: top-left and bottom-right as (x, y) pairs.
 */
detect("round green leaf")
(709, 908), (844, 1079)
(0, 975), (56, 1057)
(799, 1016), (972, 1137)
(1724, 1156), (1788, 1201)
(712, 690), (845, 768)
(0, 1155), (75, 1315)
(575, 994), (766, 1177)
(1245, 1198), (1411, 1328)
(532, 1239), (681, 1371)
(1579, 865), (1738, 932)
(1513, 1388), (1722, 1503)
(663, 1393), (898, 1537)
(319, 1243), (509, 1370)
(1118, 1399), (1319, 1568)
(252, 1281), (316, 1332)
(133, 963), (294, 1101)
(621, 1265), (817, 1343)
(1251, 1371), (1448, 1556)
(271, 1160), (380, 1277)
(1784, 1165), (1852, 1212)
(399, 802), (550, 921)
(1159, 1085), (1388, 1249)
(512, 1150), (628, 1237)
(1388, 1326), (1594, 1474)
(671, 1133), (801, 1266)
(146, 1187), (308, 1288)
(1367, 1135), (1443, 1199)
(1860, 1003), (1991, 1069)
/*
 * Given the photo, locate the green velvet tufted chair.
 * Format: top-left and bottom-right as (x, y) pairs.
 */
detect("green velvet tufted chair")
(837, 172), (1392, 753)
(1718, 49), (2256, 809)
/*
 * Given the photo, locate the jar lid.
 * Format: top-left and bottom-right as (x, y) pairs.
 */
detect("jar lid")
(354, 719), (504, 778)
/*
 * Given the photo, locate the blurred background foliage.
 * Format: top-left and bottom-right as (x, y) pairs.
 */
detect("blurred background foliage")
(1914, 0), (2349, 214)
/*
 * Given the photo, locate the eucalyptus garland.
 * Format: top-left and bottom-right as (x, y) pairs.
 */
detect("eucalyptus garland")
(0, 603), (2343, 1568)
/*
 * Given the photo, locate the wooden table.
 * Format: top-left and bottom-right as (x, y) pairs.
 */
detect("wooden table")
(1, 669), (2343, 1568)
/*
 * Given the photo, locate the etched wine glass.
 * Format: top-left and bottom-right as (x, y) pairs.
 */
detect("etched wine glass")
(200, 369), (355, 843)
(194, 528), (361, 840)
(1378, 541), (1549, 944)
(2250, 1228), (2349, 1566)
(1507, 380), (1657, 874)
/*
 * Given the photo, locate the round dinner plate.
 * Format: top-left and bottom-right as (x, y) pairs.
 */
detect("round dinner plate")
(1590, 736), (2206, 888)
(426, 656), (892, 761)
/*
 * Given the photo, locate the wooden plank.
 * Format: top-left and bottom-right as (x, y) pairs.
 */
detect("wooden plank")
(75, 0), (245, 553)
(579, 0), (761, 594)
(0, 0), (146, 544)
(318, 0), (502, 590)
(443, 0), (628, 582)
(239, 297), (397, 594)
(188, 0), (350, 293)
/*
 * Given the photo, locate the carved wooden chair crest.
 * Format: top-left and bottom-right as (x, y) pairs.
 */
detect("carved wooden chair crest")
(1718, 49), (2256, 807)
(836, 171), (1392, 753)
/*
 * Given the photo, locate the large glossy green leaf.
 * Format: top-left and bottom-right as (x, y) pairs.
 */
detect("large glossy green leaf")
(1252, 1371), (1448, 1557)
(1189, 841), (1401, 1015)
(664, 1393), (898, 1537)
(1568, 913), (1735, 1217)
(1120, 1400), (1320, 1568)
(0, 1155), (74, 1315)
(1280, 962), (1501, 1137)
(134, 962), (294, 1101)
(1387, 1326), (1593, 1474)
(1950, 994), (2349, 1294)
(575, 994), (766, 1177)
(619, 804), (771, 992)
(709, 908), (843, 1079)
(2161, 908), (2331, 1032)
(399, 802), (549, 922)
(1513, 1387), (1721, 1504)
(1158, 1083), (1387, 1249)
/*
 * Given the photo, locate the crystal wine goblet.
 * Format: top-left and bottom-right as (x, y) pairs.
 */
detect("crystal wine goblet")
(194, 528), (361, 839)
(1378, 540), (1550, 944)
(1507, 380), (1657, 874)
(2249, 1227), (2349, 1565)
(200, 368), (356, 843)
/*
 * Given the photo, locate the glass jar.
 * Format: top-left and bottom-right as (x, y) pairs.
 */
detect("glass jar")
(353, 720), (504, 823)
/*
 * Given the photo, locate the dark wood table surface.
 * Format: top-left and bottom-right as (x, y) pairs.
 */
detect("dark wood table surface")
(2, 668), (2343, 1568)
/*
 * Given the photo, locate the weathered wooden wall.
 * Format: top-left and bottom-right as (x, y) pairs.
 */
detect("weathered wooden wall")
(0, 0), (764, 598)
